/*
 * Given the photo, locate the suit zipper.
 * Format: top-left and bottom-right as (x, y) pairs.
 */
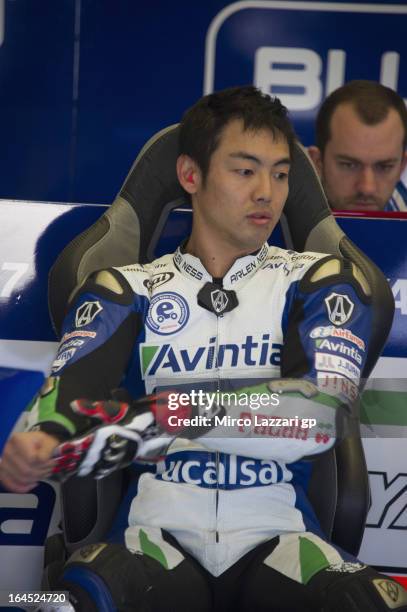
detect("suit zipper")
(214, 310), (222, 544)
(215, 451), (220, 542)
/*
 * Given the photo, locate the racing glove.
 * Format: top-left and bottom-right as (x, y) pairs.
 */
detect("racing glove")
(51, 390), (224, 481)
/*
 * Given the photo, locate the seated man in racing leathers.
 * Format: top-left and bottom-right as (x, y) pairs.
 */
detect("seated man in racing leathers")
(1, 86), (406, 612)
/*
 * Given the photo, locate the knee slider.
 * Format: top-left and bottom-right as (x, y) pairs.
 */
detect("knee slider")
(59, 543), (135, 612)
(316, 566), (407, 612)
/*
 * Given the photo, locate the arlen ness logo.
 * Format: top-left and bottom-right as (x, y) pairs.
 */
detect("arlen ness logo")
(211, 289), (229, 314)
(75, 301), (103, 328)
(324, 293), (354, 326)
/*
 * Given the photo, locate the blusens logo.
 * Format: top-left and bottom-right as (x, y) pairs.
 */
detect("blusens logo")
(205, 5), (405, 112)
(141, 335), (282, 377)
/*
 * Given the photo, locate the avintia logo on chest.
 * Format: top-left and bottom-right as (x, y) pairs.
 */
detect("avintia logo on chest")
(141, 334), (282, 376)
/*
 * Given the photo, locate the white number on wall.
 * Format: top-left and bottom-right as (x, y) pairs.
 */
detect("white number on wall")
(0, 263), (30, 297)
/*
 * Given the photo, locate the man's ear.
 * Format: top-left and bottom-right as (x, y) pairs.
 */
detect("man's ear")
(176, 155), (200, 194)
(400, 150), (407, 176)
(308, 146), (323, 177)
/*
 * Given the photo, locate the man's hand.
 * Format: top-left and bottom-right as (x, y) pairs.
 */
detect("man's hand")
(0, 431), (59, 493)
(50, 390), (224, 482)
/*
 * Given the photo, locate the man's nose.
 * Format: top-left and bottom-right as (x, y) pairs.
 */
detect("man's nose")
(254, 172), (272, 204)
(356, 166), (377, 195)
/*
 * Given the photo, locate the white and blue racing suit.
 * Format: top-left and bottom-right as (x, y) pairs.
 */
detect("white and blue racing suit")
(28, 243), (372, 579)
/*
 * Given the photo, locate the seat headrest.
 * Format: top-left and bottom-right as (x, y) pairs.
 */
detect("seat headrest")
(119, 124), (337, 255)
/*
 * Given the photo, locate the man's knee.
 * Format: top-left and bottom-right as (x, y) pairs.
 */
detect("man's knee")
(310, 565), (407, 612)
(57, 540), (211, 612)
(57, 543), (140, 611)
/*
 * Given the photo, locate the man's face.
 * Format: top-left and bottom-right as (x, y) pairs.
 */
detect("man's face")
(310, 103), (407, 211)
(179, 119), (290, 256)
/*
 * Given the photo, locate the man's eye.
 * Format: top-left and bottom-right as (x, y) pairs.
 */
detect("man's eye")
(236, 169), (254, 176)
(338, 161), (357, 170)
(274, 172), (288, 181)
(377, 164), (396, 173)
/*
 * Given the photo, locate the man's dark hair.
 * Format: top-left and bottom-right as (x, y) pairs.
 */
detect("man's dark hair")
(179, 86), (296, 182)
(316, 80), (407, 153)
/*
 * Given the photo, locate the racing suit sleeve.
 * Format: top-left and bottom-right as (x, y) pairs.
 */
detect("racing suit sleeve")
(25, 269), (146, 440)
(196, 257), (373, 462)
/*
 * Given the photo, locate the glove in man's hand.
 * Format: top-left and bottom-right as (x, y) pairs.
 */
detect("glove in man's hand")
(51, 390), (223, 481)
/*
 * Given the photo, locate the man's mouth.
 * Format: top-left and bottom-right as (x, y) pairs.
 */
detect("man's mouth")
(353, 202), (381, 211)
(348, 197), (382, 210)
(247, 212), (272, 225)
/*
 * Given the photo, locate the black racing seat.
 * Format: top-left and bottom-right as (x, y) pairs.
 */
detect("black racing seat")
(44, 125), (394, 582)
